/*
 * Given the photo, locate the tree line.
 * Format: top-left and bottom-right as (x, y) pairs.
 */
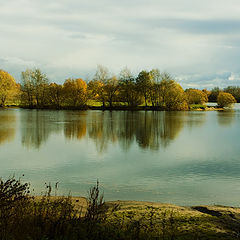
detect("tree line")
(0, 67), (238, 110)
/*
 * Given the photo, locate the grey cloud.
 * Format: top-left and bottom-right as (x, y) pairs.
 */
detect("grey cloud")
(137, 18), (240, 35)
(177, 71), (240, 89)
(1, 0), (240, 88)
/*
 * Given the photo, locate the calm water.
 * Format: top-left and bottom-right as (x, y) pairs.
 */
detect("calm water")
(0, 107), (240, 206)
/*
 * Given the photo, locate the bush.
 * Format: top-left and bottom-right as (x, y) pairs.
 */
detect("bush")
(217, 92), (236, 108)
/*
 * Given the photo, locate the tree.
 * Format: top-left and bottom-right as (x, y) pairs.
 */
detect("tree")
(63, 78), (88, 107)
(202, 89), (211, 98)
(88, 80), (106, 107)
(185, 89), (208, 105)
(208, 87), (221, 102)
(119, 67), (142, 107)
(223, 86), (240, 103)
(104, 76), (119, 108)
(21, 69), (49, 107)
(158, 72), (172, 106)
(0, 70), (18, 107)
(91, 65), (110, 107)
(149, 69), (161, 107)
(217, 92), (236, 108)
(47, 83), (64, 108)
(136, 70), (151, 107)
(159, 73), (188, 110)
(21, 69), (35, 107)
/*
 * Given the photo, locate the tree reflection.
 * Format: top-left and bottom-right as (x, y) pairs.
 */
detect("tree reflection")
(19, 110), (203, 152)
(184, 112), (206, 130)
(87, 111), (185, 152)
(0, 110), (16, 145)
(87, 112), (119, 153)
(134, 112), (184, 150)
(21, 110), (63, 149)
(217, 110), (235, 127)
(64, 111), (87, 140)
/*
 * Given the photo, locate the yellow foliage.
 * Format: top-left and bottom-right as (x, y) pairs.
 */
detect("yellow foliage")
(0, 70), (18, 106)
(186, 89), (208, 105)
(217, 92), (236, 108)
(63, 78), (88, 106)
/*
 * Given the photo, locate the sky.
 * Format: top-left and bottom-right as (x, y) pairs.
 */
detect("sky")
(1, 0), (240, 89)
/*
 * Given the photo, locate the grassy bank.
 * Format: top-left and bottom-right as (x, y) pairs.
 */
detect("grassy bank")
(1, 177), (240, 240)
(3, 103), (225, 111)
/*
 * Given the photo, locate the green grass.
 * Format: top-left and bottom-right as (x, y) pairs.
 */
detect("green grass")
(190, 104), (207, 110)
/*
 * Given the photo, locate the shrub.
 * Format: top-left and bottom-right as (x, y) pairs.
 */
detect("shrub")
(217, 92), (236, 108)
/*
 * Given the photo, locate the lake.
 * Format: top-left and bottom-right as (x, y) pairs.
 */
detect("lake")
(0, 107), (240, 206)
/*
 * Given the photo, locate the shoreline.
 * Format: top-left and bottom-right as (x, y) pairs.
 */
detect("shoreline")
(45, 195), (240, 219)
(1, 105), (226, 111)
(35, 196), (240, 239)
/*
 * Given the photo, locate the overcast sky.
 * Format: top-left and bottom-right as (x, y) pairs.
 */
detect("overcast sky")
(1, 0), (240, 88)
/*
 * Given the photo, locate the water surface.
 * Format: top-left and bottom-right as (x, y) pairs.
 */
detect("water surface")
(0, 107), (240, 206)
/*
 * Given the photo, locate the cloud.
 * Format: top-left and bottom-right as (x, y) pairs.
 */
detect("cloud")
(1, 0), (240, 87)
(177, 71), (240, 89)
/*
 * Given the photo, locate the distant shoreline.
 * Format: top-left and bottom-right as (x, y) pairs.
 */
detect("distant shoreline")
(1, 105), (226, 111)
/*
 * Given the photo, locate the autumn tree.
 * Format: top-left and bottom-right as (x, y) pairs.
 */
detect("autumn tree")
(217, 92), (236, 108)
(0, 70), (18, 107)
(63, 78), (88, 107)
(185, 89), (208, 105)
(159, 73), (188, 110)
(202, 89), (210, 98)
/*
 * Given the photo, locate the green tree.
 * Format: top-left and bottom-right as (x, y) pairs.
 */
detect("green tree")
(136, 70), (151, 107)
(149, 69), (161, 107)
(88, 80), (106, 107)
(208, 87), (221, 102)
(0, 70), (18, 107)
(91, 65), (110, 107)
(21, 69), (49, 107)
(119, 67), (142, 107)
(104, 76), (119, 108)
(47, 83), (64, 108)
(217, 92), (236, 108)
